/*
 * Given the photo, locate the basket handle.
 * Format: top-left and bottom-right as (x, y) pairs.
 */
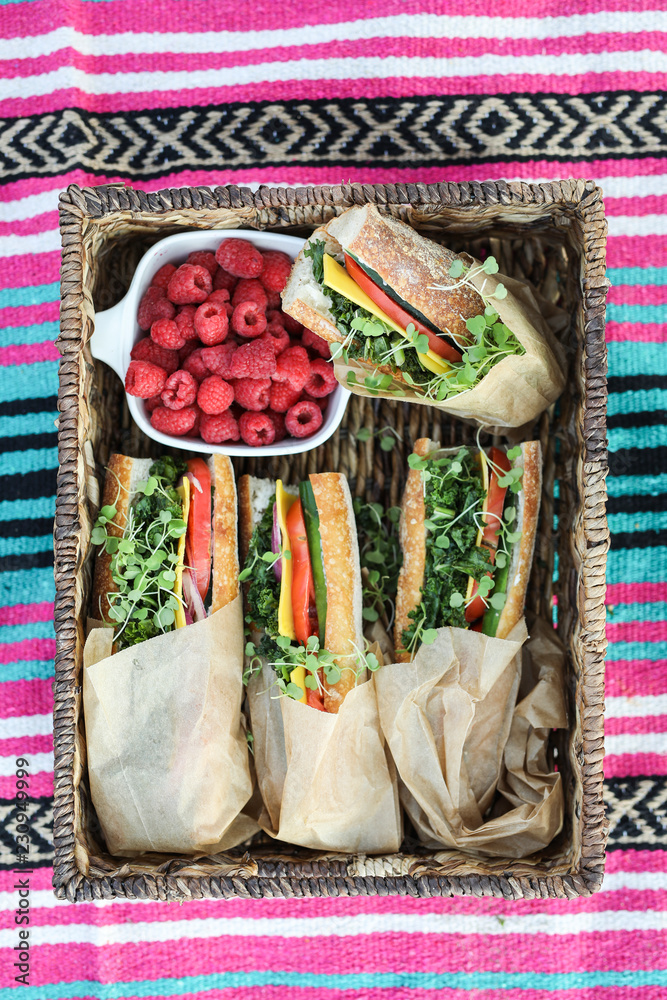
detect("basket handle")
(89, 300), (126, 378)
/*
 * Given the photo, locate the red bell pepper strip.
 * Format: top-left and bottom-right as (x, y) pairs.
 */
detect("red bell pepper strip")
(185, 458), (212, 602)
(465, 448), (512, 624)
(286, 499), (318, 646)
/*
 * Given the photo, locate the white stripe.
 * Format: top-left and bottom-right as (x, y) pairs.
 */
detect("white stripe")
(11, 51), (667, 100)
(0, 751), (52, 776)
(0, 714), (51, 739)
(605, 732), (667, 756)
(596, 176), (667, 200)
(606, 694), (667, 719)
(607, 214), (667, 237)
(7, 13), (666, 62)
(0, 190), (60, 223)
(0, 229), (60, 258)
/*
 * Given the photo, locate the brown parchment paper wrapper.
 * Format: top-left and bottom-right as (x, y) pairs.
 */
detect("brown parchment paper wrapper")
(333, 268), (567, 428)
(247, 651), (402, 853)
(83, 594), (256, 856)
(374, 617), (566, 857)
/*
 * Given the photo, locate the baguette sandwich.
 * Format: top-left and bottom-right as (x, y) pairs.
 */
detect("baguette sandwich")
(239, 472), (364, 713)
(281, 204), (525, 399)
(91, 453), (238, 649)
(394, 438), (542, 661)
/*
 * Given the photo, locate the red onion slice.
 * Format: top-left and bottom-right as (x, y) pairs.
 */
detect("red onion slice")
(182, 566), (207, 623)
(272, 503), (282, 581)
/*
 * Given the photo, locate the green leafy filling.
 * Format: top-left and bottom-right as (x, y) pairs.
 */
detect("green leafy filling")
(241, 496), (281, 644)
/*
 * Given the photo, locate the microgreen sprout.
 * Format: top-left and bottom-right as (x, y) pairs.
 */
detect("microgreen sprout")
(265, 634), (376, 702)
(355, 425), (402, 452)
(353, 497), (402, 628)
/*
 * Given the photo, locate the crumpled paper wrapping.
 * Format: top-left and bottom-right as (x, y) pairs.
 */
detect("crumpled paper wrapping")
(247, 658), (402, 854)
(374, 617), (566, 857)
(333, 267), (567, 428)
(83, 594), (256, 856)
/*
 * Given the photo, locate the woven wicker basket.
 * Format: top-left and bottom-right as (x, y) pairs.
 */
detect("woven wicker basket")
(54, 180), (608, 903)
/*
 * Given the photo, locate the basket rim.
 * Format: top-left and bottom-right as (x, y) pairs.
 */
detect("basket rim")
(53, 179), (608, 903)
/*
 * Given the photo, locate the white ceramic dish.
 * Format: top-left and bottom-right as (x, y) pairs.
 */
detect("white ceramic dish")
(89, 229), (350, 457)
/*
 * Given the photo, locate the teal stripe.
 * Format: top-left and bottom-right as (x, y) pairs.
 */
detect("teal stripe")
(0, 410), (58, 439)
(0, 534), (53, 557)
(607, 641), (667, 662)
(0, 621), (54, 643)
(0, 362), (58, 402)
(0, 447), (58, 477)
(0, 568), (54, 605)
(0, 283), (58, 309)
(608, 546), (667, 584)
(608, 341), (667, 376)
(5, 970), (667, 998)
(607, 303), (667, 325)
(608, 266), (667, 286)
(607, 388), (667, 416)
(606, 601), (667, 622)
(0, 496), (56, 521)
(608, 423), (667, 452)
(0, 320), (58, 347)
(607, 473), (667, 497)
(609, 509), (667, 534)
(0, 660), (54, 682)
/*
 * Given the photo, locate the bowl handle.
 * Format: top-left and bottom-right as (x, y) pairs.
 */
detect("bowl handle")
(89, 300), (127, 378)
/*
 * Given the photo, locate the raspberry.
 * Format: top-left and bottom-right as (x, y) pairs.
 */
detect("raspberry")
(167, 264), (212, 305)
(197, 375), (234, 415)
(150, 318), (185, 350)
(207, 288), (231, 307)
(131, 337), (179, 374)
(213, 268), (237, 294)
(232, 301), (267, 339)
(239, 411), (276, 447)
(194, 301), (229, 346)
(152, 263), (177, 289)
(302, 328), (332, 359)
(303, 391), (330, 412)
(201, 342), (237, 379)
(200, 410), (240, 444)
(175, 304), (198, 342)
(125, 360), (167, 398)
(178, 339), (199, 366)
(230, 338), (276, 379)
(187, 251), (218, 276)
(161, 369), (198, 410)
(285, 400), (323, 438)
(306, 358), (337, 397)
(234, 377), (271, 411)
(260, 325), (290, 357)
(137, 286), (175, 330)
(267, 408), (286, 442)
(260, 251), (292, 293)
(232, 279), (268, 312)
(150, 405), (199, 436)
(186, 406), (203, 439)
(266, 289), (282, 310)
(269, 381), (302, 413)
(273, 346), (311, 391)
(183, 348), (211, 382)
(144, 393), (163, 414)
(282, 313), (303, 336)
(215, 238), (264, 279)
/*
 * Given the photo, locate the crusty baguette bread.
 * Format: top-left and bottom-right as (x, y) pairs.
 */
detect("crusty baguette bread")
(281, 226), (347, 345)
(210, 455), (239, 614)
(324, 204), (485, 344)
(309, 473), (364, 713)
(393, 438), (437, 662)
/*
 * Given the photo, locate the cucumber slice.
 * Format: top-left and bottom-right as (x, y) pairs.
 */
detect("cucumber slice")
(299, 480), (327, 645)
(481, 561), (509, 637)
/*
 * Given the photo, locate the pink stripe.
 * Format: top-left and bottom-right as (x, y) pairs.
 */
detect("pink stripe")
(0, 869), (54, 891)
(607, 849), (667, 873)
(16, 931), (667, 985)
(0, 638), (55, 665)
(0, 602), (53, 627)
(608, 285), (667, 305)
(5, 71), (667, 118)
(605, 752), (667, 777)
(608, 583), (667, 604)
(0, 302), (59, 329)
(0, 211), (57, 239)
(606, 715), (667, 736)
(607, 621), (667, 644)
(606, 322), (667, 342)
(0, 341), (59, 366)
(0, 733), (52, 756)
(606, 194), (667, 217)
(606, 660), (667, 698)
(0, 253), (60, 290)
(0, 771), (52, 798)
(608, 236), (667, 269)
(0, 679), (53, 718)
(13, 991), (661, 1000)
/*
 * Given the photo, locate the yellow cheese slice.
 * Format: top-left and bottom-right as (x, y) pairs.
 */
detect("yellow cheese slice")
(289, 665), (307, 703)
(174, 477), (191, 629)
(276, 480), (297, 641)
(465, 450), (490, 603)
(417, 350), (452, 375)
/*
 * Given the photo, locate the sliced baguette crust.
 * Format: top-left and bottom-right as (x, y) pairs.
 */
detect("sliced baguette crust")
(310, 473), (364, 713)
(211, 455), (239, 614)
(281, 227), (347, 345)
(393, 438), (438, 662)
(495, 441), (542, 640)
(325, 205), (485, 343)
(91, 455), (151, 623)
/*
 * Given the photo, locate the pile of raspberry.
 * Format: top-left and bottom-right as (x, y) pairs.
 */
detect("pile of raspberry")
(125, 239), (336, 447)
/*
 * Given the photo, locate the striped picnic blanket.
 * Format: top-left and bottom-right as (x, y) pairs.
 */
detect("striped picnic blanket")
(1, 2), (666, 997)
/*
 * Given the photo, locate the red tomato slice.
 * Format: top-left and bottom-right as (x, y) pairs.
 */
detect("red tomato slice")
(465, 448), (511, 624)
(186, 458), (211, 602)
(286, 500), (318, 646)
(344, 253), (463, 363)
(306, 684), (327, 712)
